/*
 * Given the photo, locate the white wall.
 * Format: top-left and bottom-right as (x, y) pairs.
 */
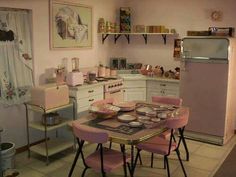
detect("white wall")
(0, 0), (125, 148)
(0, 0), (236, 148)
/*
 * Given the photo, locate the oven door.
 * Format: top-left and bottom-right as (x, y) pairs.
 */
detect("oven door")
(104, 89), (124, 103)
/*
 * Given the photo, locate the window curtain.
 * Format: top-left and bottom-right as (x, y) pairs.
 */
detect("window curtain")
(0, 10), (33, 105)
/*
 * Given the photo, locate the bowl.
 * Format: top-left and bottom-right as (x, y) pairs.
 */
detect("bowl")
(89, 104), (120, 119)
(42, 112), (61, 126)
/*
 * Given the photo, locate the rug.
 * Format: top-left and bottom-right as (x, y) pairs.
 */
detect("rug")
(214, 144), (236, 177)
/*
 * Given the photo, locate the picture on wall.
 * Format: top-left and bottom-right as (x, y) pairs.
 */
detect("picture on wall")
(50, 0), (92, 49)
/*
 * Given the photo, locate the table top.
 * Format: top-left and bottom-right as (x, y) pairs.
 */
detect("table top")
(71, 102), (184, 145)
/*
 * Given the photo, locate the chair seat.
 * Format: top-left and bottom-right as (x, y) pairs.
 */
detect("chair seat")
(85, 147), (131, 173)
(137, 137), (177, 155)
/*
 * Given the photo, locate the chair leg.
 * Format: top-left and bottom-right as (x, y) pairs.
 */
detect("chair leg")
(81, 167), (89, 177)
(163, 156), (166, 169)
(109, 141), (112, 149)
(138, 152), (143, 165)
(176, 149), (187, 177)
(151, 153), (154, 168)
(68, 148), (80, 177)
(120, 144), (128, 177)
(164, 156), (170, 177)
(182, 137), (189, 161)
(102, 172), (106, 177)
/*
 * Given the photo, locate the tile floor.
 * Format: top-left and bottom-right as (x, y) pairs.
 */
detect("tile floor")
(6, 136), (236, 177)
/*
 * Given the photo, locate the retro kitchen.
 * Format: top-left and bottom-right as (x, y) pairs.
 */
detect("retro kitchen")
(0, 0), (236, 177)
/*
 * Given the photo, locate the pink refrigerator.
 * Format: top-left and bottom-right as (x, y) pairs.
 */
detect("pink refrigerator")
(180, 37), (236, 145)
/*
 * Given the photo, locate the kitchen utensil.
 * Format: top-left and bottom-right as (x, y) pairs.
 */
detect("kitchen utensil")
(42, 112), (61, 126)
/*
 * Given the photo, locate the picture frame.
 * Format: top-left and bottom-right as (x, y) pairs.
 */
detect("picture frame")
(49, 0), (92, 49)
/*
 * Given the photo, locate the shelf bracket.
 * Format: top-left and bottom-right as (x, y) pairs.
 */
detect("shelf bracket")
(161, 34), (167, 44)
(102, 34), (109, 44)
(124, 34), (130, 44)
(114, 34), (121, 44)
(142, 34), (148, 44)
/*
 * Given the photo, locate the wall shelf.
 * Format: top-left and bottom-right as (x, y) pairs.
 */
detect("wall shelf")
(100, 32), (177, 44)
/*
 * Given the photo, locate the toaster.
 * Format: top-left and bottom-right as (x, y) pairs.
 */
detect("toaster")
(66, 72), (84, 86)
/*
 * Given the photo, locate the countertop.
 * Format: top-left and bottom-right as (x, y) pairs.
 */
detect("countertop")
(69, 74), (179, 91)
(118, 74), (180, 83)
(69, 79), (122, 90)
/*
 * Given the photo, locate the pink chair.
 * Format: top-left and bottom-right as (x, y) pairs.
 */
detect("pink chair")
(135, 108), (189, 177)
(151, 96), (189, 162)
(68, 123), (130, 177)
(152, 96), (183, 106)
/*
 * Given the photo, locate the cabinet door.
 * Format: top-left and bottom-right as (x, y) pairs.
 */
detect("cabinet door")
(124, 88), (146, 102)
(146, 89), (162, 102)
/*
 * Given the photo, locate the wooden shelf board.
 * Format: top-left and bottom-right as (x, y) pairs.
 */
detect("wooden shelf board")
(30, 138), (74, 156)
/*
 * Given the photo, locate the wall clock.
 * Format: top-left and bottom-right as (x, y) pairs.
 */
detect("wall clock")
(211, 11), (222, 21)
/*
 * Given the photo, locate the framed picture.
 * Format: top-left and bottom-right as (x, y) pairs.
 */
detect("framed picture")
(50, 0), (92, 49)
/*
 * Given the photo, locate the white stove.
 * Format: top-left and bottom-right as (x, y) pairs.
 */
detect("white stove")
(104, 79), (124, 102)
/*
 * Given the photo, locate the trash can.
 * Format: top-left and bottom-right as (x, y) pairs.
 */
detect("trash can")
(0, 142), (16, 172)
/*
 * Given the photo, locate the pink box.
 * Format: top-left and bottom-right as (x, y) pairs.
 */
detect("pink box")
(31, 84), (69, 109)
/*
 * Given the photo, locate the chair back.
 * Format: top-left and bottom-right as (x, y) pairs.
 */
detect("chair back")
(152, 96), (182, 106)
(166, 108), (189, 129)
(72, 123), (108, 144)
(91, 98), (114, 106)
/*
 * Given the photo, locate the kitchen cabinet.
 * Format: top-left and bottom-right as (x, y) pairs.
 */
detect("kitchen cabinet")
(146, 80), (179, 102)
(69, 85), (104, 113)
(24, 100), (76, 165)
(123, 80), (146, 101)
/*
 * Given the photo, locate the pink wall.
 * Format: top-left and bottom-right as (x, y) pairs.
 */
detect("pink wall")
(0, 0), (125, 148)
(0, 0), (236, 148)
(119, 0), (236, 70)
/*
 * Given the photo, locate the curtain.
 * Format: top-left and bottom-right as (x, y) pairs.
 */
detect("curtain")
(0, 10), (33, 105)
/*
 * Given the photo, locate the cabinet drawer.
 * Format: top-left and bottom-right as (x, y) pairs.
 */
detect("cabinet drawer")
(124, 80), (146, 88)
(77, 94), (104, 113)
(71, 85), (103, 99)
(147, 81), (179, 90)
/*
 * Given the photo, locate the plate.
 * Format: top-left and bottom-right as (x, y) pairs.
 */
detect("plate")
(157, 113), (168, 119)
(113, 101), (136, 111)
(128, 121), (143, 128)
(137, 116), (151, 121)
(136, 106), (153, 115)
(117, 114), (137, 123)
(151, 118), (161, 122)
(89, 104), (120, 119)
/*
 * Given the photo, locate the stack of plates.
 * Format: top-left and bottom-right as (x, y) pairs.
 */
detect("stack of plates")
(117, 114), (137, 123)
(136, 106), (153, 115)
(113, 101), (136, 111)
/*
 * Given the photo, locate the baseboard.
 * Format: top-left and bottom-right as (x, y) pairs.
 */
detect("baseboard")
(16, 139), (48, 154)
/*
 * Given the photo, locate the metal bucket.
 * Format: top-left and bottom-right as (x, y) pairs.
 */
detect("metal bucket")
(1, 142), (16, 171)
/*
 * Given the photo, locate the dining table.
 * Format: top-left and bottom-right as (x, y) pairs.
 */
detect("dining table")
(70, 102), (184, 177)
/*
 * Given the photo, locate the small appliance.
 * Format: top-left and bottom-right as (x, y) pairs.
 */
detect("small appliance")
(66, 72), (84, 86)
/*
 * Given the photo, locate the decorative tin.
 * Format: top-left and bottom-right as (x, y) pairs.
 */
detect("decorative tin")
(120, 7), (131, 33)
